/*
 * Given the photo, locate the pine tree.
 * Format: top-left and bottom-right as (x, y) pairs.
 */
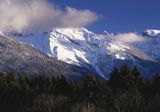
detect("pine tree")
(109, 65), (131, 93)
(108, 67), (120, 92)
(83, 75), (99, 103)
(131, 66), (143, 91)
(109, 65), (143, 93)
(55, 76), (73, 97)
(152, 74), (160, 94)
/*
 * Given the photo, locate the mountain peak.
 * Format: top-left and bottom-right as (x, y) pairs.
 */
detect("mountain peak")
(103, 31), (110, 35)
(51, 27), (96, 41)
(2, 28), (160, 78)
(143, 29), (160, 37)
(53, 27), (93, 34)
(0, 31), (4, 36)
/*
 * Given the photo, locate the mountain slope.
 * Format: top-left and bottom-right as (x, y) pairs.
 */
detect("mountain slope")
(0, 34), (92, 79)
(4, 28), (160, 78)
(133, 29), (160, 61)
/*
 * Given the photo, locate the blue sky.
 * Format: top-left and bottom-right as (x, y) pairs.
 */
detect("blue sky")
(51, 0), (160, 33)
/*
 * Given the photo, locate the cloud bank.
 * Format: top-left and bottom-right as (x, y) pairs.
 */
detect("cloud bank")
(0, 0), (99, 32)
(113, 33), (146, 43)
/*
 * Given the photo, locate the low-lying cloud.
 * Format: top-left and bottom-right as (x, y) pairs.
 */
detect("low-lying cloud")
(113, 33), (146, 43)
(0, 0), (99, 32)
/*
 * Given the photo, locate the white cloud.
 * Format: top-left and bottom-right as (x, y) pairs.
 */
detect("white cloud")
(0, 0), (99, 32)
(113, 33), (146, 43)
(59, 7), (98, 28)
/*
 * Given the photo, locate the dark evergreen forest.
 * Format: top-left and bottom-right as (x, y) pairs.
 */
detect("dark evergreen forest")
(0, 64), (160, 112)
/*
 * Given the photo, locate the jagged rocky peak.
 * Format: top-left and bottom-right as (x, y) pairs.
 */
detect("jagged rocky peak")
(143, 29), (160, 37)
(51, 27), (95, 41)
(103, 31), (114, 36)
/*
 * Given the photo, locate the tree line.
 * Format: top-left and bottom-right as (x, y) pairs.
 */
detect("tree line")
(0, 64), (160, 112)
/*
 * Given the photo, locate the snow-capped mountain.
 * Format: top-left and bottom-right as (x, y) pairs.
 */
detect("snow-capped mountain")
(133, 29), (160, 61)
(143, 29), (160, 37)
(3, 28), (160, 78)
(0, 33), (92, 79)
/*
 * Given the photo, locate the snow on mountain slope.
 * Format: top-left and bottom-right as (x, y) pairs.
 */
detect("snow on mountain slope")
(4, 28), (160, 78)
(0, 33), (92, 79)
(143, 29), (160, 37)
(0, 31), (5, 36)
(132, 29), (160, 61)
(5, 31), (52, 55)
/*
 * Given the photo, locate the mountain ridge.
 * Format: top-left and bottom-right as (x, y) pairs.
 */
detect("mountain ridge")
(3, 28), (160, 78)
(0, 33), (95, 80)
